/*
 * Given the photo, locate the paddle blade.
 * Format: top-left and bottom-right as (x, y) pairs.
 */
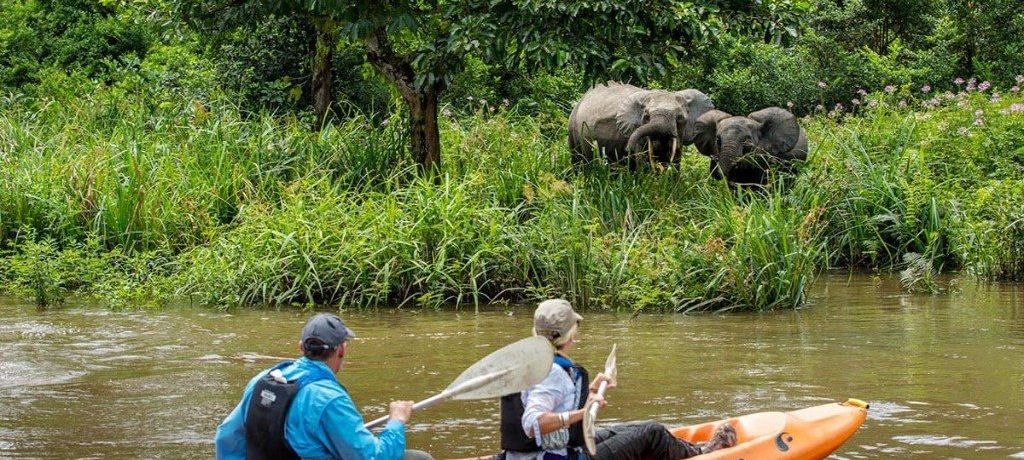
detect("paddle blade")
(447, 336), (554, 400)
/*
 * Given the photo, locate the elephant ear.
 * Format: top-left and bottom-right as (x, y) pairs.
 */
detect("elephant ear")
(749, 107), (801, 156)
(615, 90), (651, 136)
(694, 110), (731, 157)
(677, 89), (714, 119)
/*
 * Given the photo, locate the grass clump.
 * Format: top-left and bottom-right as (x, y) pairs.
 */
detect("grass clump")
(0, 236), (174, 309)
(175, 176), (523, 309)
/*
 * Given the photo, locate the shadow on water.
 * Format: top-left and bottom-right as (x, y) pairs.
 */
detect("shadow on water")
(0, 273), (1022, 458)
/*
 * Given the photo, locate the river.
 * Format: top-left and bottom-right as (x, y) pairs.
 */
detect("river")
(1, 274), (1022, 459)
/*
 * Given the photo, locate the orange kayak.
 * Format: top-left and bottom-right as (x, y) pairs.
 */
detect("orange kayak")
(456, 397), (864, 458)
(455, 399), (867, 460)
(669, 399), (869, 460)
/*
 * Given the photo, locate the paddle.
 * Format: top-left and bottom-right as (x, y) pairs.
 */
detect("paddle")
(583, 344), (617, 456)
(364, 335), (555, 429)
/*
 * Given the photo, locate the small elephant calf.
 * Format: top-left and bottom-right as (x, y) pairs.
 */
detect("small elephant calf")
(694, 107), (808, 186)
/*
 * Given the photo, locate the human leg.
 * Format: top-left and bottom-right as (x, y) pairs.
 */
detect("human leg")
(589, 421), (702, 460)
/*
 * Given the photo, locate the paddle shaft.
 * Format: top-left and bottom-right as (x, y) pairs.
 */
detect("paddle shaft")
(363, 392), (450, 429)
(583, 344), (617, 456)
(585, 379), (606, 417)
(363, 369), (510, 429)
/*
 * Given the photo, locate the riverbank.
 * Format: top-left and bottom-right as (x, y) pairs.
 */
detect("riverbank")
(1, 84), (1022, 310)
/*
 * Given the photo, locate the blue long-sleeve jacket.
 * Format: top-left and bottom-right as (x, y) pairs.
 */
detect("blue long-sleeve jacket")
(215, 357), (406, 460)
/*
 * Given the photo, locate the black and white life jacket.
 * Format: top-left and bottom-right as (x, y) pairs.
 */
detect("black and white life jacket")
(500, 355), (589, 454)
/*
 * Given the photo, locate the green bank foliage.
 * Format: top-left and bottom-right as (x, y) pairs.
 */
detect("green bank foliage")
(2, 79), (1023, 310)
(1, 0), (1022, 310)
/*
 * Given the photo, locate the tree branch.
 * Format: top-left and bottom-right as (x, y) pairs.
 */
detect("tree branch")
(365, 26), (417, 101)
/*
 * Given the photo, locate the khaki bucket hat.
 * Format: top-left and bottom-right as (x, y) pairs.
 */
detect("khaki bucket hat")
(533, 299), (583, 346)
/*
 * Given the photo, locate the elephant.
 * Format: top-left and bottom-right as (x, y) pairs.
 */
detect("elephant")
(568, 81), (714, 168)
(693, 107), (808, 186)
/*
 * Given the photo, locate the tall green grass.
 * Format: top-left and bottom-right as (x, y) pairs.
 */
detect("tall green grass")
(0, 99), (410, 247)
(1, 83), (1023, 310)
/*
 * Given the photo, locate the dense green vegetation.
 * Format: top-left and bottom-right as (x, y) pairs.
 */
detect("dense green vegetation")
(3, 79), (1022, 310)
(1, 0), (1022, 311)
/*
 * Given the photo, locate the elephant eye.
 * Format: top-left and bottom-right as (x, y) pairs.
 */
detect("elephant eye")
(642, 113), (650, 123)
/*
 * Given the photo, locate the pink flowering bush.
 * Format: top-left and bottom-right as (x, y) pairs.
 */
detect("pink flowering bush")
(825, 74), (1024, 117)
(800, 78), (1024, 280)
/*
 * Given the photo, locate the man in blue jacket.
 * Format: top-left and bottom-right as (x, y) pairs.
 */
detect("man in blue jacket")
(215, 313), (433, 460)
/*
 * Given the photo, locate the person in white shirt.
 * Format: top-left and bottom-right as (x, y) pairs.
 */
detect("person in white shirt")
(496, 299), (736, 460)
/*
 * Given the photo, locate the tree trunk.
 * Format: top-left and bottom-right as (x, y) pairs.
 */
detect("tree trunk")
(311, 18), (336, 130)
(365, 27), (444, 173)
(951, 0), (977, 77)
(963, 3), (976, 77)
(406, 86), (442, 170)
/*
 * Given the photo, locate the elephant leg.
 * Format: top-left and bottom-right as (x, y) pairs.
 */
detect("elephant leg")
(569, 132), (593, 168)
(571, 146), (591, 168)
(709, 159), (723, 179)
(732, 165), (765, 186)
(753, 169), (766, 186)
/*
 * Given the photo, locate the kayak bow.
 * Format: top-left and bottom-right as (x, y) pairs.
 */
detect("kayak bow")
(671, 399), (869, 460)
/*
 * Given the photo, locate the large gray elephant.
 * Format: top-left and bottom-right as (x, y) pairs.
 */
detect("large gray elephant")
(568, 81), (714, 168)
(694, 107), (808, 186)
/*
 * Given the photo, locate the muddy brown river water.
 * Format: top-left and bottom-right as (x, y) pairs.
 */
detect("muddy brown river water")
(1, 274), (1022, 459)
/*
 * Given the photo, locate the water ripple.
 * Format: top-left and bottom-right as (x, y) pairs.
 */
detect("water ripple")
(893, 434), (1001, 450)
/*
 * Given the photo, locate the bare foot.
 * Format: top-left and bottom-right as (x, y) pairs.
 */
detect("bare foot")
(698, 423), (737, 454)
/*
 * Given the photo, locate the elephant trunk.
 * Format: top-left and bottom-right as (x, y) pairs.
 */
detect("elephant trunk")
(716, 140), (740, 178)
(681, 118), (699, 144)
(626, 114), (677, 154)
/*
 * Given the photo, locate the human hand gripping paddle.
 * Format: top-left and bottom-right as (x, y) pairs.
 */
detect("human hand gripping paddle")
(583, 344), (617, 456)
(364, 336), (555, 429)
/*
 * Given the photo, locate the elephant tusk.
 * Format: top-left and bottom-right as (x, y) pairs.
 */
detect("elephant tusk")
(670, 138), (678, 164)
(648, 140), (655, 167)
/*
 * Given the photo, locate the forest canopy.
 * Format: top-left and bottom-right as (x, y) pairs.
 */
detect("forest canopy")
(2, 0), (1021, 165)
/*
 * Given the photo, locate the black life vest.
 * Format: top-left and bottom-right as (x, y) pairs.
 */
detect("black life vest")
(243, 360), (335, 460)
(500, 355), (589, 454)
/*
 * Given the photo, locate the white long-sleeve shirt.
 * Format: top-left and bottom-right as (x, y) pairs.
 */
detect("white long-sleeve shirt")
(507, 363), (584, 460)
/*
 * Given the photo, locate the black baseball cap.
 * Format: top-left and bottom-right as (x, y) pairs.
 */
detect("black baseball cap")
(300, 313), (356, 351)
